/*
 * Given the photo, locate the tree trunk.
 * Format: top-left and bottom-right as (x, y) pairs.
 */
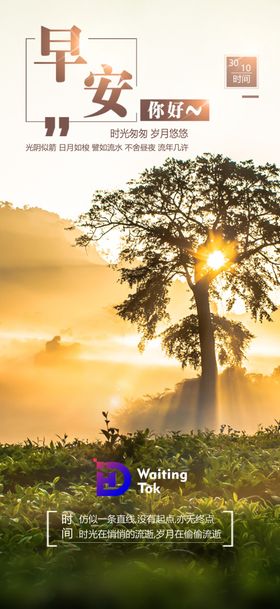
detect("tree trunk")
(193, 280), (217, 430)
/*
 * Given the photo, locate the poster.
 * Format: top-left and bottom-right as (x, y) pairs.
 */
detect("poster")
(0, 1), (279, 607)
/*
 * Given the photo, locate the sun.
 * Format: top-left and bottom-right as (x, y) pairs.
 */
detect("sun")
(193, 231), (237, 281)
(207, 250), (226, 270)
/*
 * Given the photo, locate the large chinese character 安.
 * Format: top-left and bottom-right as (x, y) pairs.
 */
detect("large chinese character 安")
(84, 64), (133, 118)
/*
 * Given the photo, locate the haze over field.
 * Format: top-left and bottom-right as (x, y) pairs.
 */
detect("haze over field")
(0, 203), (279, 442)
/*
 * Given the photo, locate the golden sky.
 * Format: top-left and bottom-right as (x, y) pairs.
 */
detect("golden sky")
(0, 204), (279, 441)
(0, 1), (279, 440)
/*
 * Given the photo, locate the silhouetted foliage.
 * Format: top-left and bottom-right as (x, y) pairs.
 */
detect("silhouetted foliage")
(77, 154), (280, 425)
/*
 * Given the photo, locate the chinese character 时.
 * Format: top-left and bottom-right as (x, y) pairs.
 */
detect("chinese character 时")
(62, 512), (73, 525)
(110, 129), (120, 138)
(35, 26), (86, 82)
(84, 65), (133, 118)
(233, 75), (242, 84)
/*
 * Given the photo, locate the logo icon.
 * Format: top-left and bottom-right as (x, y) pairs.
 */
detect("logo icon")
(93, 460), (131, 496)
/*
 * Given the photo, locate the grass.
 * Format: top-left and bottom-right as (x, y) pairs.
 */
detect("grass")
(0, 418), (279, 608)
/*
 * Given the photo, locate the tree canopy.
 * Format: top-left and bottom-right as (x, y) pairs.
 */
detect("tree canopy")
(77, 154), (280, 372)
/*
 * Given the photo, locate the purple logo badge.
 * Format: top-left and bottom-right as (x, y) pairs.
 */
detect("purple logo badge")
(93, 460), (131, 496)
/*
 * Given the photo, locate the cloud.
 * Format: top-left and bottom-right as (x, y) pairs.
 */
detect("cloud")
(0, 202), (103, 269)
(34, 336), (81, 365)
(0, 202), (127, 334)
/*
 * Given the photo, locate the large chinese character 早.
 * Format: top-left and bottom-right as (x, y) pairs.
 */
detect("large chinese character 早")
(84, 64), (133, 118)
(36, 25), (87, 82)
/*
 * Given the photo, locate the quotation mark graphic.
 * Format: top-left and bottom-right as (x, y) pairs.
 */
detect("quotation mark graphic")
(45, 117), (69, 136)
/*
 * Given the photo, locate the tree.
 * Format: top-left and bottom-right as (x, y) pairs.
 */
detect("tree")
(76, 154), (280, 428)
